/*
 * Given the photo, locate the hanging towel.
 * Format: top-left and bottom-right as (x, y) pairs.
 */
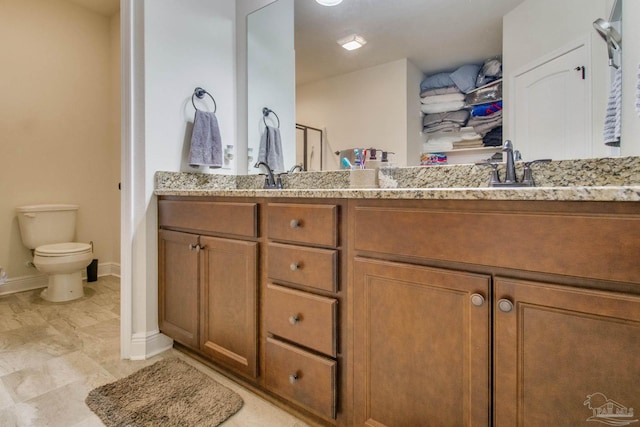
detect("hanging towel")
(636, 63), (640, 117)
(603, 67), (622, 147)
(189, 110), (223, 168)
(257, 125), (284, 172)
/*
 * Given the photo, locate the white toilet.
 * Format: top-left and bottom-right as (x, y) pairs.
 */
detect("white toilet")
(16, 204), (93, 302)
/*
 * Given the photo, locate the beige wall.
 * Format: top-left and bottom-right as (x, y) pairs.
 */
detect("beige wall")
(0, 0), (120, 284)
(296, 58), (420, 169)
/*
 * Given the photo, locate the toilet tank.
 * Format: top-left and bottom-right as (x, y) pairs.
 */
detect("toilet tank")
(16, 204), (79, 249)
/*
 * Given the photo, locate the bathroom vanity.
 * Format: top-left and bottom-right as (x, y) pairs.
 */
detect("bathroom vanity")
(155, 163), (640, 427)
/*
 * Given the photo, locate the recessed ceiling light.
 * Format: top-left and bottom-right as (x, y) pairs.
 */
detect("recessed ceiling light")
(316, 0), (343, 6)
(337, 34), (367, 51)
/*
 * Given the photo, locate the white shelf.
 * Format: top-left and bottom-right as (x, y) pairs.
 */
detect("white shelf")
(443, 146), (502, 165)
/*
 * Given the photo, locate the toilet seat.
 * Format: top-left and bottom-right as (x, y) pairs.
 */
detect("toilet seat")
(35, 242), (92, 257)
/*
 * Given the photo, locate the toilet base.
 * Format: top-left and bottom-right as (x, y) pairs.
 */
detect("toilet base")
(41, 271), (85, 302)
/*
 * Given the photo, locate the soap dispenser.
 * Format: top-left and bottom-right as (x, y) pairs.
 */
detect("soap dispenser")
(381, 151), (395, 168)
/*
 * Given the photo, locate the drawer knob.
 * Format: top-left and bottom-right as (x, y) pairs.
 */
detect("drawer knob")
(289, 315), (301, 325)
(498, 298), (514, 313)
(188, 243), (197, 251)
(290, 219), (301, 229)
(290, 262), (300, 271)
(289, 373), (299, 384)
(470, 293), (485, 307)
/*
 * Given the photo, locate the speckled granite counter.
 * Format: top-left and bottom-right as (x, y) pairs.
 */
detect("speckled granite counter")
(155, 156), (640, 202)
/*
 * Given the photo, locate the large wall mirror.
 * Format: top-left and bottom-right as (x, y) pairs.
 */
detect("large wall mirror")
(247, 0), (622, 172)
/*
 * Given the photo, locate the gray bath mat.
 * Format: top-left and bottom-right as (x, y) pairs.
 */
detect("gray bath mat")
(86, 357), (243, 426)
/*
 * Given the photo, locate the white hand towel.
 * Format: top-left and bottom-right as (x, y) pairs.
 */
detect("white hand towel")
(257, 125), (284, 173)
(189, 110), (223, 168)
(603, 67), (622, 147)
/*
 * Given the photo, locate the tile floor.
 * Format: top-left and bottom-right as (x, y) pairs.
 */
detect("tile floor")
(0, 276), (309, 427)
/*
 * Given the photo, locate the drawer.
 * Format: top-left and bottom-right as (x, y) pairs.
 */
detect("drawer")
(265, 337), (336, 420)
(265, 284), (337, 357)
(268, 243), (338, 292)
(267, 203), (338, 247)
(353, 202), (640, 285)
(158, 200), (257, 238)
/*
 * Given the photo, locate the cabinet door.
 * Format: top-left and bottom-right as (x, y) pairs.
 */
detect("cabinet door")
(494, 277), (640, 427)
(353, 258), (491, 427)
(200, 236), (258, 378)
(158, 229), (199, 348)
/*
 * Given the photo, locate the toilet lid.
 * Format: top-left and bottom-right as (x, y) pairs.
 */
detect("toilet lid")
(35, 242), (92, 257)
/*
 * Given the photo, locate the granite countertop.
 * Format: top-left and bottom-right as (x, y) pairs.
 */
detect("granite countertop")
(154, 157), (640, 202)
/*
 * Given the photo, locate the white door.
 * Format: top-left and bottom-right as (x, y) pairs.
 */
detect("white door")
(512, 43), (590, 160)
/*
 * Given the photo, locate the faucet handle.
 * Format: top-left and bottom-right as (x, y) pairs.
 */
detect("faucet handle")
(514, 150), (522, 161)
(475, 162), (501, 186)
(521, 159), (552, 187)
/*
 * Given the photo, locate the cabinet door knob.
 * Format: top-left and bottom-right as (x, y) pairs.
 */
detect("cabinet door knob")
(290, 262), (300, 271)
(289, 373), (299, 384)
(189, 243), (197, 251)
(498, 298), (514, 313)
(289, 314), (300, 325)
(470, 293), (485, 307)
(290, 219), (301, 229)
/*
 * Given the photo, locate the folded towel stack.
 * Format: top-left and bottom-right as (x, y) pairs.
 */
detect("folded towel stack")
(423, 127), (483, 152)
(419, 58), (505, 165)
(422, 110), (470, 134)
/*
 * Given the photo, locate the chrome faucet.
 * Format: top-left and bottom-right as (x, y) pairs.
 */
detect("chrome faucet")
(254, 161), (283, 189)
(503, 140), (517, 184)
(289, 164), (304, 173)
(477, 141), (551, 187)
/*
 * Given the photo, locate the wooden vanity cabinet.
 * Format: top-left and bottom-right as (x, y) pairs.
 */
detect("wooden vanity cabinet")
(350, 198), (640, 427)
(158, 198), (259, 379)
(158, 229), (199, 348)
(493, 277), (640, 426)
(263, 201), (344, 423)
(353, 257), (491, 426)
(199, 235), (258, 378)
(158, 195), (640, 426)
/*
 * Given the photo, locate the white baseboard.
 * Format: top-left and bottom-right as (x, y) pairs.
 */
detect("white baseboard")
(0, 262), (122, 296)
(0, 274), (47, 296)
(87, 261), (121, 279)
(129, 330), (174, 360)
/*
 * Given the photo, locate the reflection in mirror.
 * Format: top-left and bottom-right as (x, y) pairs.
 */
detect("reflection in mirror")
(504, 0), (621, 161)
(246, 0), (295, 174)
(296, 124), (323, 171)
(248, 0), (624, 172)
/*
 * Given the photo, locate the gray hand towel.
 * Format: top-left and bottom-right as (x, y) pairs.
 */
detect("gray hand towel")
(189, 110), (223, 168)
(257, 125), (284, 172)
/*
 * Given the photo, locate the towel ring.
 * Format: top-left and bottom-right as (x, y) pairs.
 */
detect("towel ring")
(192, 87), (217, 113)
(263, 107), (280, 128)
